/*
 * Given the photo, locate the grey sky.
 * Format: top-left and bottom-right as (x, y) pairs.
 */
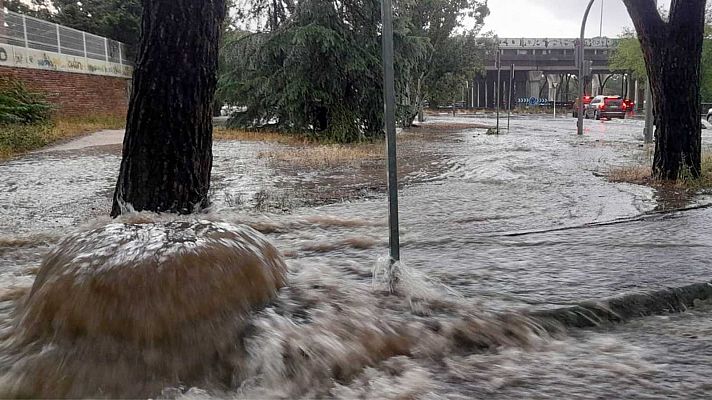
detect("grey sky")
(479, 0), (670, 39)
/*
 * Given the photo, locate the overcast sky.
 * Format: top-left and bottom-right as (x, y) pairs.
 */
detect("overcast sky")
(479, 0), (670, 38)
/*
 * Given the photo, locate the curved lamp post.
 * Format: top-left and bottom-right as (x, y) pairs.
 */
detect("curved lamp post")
(577, 0), (597, 135)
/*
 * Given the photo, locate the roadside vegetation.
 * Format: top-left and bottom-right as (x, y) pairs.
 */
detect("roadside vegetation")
(609, 154), (712, 190)
(213, 127), (309, 146)
(219, 0), (492, 143)
(215, 127), (383, 168)
(0, 78), (124, 159)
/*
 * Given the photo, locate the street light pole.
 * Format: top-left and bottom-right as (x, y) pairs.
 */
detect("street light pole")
(380, 0), (400, 266)
(577, 0), (597, 136)
(553, 82), (559, 118)
(599, 0), (604, 37)
(496, 50), (501, 133)
(508, 63), (514, 130)
(644, 0), (658, 144)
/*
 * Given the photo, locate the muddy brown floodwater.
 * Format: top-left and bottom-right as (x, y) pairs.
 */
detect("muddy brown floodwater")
(1, 115), (712, 398)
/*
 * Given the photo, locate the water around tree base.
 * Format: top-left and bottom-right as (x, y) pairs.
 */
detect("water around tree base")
(1, 220), (286, 398)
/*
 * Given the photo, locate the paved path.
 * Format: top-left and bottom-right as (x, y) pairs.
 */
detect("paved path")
(38, 130), (125, 153)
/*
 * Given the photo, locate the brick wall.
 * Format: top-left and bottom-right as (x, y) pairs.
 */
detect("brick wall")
(0, 66), (130, 119)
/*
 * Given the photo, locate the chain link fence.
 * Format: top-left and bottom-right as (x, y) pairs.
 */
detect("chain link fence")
(1, 8), (131, 68)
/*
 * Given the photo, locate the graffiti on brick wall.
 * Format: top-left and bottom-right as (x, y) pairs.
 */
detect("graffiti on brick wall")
(0, 43), (132, 78)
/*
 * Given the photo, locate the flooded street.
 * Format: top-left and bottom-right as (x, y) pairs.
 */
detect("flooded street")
(1, 115), (712, 398)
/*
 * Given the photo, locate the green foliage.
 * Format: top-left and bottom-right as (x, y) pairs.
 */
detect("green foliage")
(609, 30), (647, 80)
(0, 78), (52, 124)
(222, 0), (424, 142)
(0, 123), (52, 156)
(399, 0), (491, 118)
(426, 32), (494, 108)
(701, 25), (712, 102)
(611, 28), (712, 101)
(222, 0), (489, 141)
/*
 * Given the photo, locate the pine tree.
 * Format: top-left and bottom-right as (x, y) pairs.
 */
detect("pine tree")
(111, 0), (226, 216)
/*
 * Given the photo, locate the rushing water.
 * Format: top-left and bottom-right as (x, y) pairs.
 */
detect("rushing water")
(1, 115), (712, 398)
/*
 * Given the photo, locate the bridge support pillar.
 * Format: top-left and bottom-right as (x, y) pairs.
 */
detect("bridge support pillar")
(592, 74), (611, 96)
(527, 71), (544, 101)
(547, 74), (562, 101)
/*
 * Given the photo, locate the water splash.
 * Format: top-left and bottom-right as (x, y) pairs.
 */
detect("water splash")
(0, 220), (287, 398)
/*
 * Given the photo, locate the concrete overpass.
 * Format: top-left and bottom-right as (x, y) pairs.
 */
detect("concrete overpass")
(469, 37), (641, 109)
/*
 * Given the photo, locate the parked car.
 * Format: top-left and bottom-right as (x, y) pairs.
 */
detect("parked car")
(572, 96), (593, 118)
(623, 99), (635, 112)
(584, 95), (626, 120)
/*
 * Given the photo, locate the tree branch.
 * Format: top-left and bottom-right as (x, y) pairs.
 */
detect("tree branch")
(622, 0), (665, 44)
(669, 0), (706, 34)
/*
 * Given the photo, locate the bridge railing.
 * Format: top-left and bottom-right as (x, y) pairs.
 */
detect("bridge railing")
(0, 9), (132, 78)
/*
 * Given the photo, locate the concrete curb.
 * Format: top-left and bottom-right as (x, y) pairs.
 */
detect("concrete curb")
(530, 281), (712, 330)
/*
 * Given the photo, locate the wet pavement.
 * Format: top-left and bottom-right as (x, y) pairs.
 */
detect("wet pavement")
(1, 114), (712, 398)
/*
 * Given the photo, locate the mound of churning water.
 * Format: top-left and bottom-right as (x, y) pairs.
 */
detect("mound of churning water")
(1, 220), (287, 398)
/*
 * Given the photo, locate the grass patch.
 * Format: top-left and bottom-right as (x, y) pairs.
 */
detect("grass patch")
(215, 127), (384, 168)
(214, 127), (310, 146)
(608, 154), (712, 190)
(0, 115), (125, 159)
(259, 143), (383, 168)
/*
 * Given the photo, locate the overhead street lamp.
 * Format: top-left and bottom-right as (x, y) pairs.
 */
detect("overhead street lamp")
(577, 0), (597, 136)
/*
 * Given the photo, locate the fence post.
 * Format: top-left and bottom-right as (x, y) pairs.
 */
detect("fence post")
(21, 14), (28, 49)
(82, 31), (89, 70)
(103, 37), (109, 62)
(118, 43), (123, 66)
(56, 24), (61, 54)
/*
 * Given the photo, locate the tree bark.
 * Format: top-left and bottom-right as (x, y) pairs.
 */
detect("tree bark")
(112, 0), (226, 216)
(623, 0), (706, 180)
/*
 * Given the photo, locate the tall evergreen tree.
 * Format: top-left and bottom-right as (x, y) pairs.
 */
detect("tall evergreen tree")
(222, 0), (428, 142)
(222, 0), (487, 141)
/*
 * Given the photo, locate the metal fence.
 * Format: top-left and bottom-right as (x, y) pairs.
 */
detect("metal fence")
(0, 9), (131, 66)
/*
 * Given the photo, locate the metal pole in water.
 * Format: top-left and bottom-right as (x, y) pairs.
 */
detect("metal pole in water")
(577, 0), (597, 136)
(380, 0), (400, 264)
(508, 64), (514, 130)
(496, 50), (501, 133)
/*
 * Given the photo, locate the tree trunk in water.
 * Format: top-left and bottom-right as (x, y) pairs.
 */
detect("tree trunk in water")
(623, 0), (705, 180)
(112, 0), (226, 216)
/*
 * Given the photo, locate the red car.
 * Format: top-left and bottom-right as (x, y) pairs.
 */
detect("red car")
(622, 99), (635, 112)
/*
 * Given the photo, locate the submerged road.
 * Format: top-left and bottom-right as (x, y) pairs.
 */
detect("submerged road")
(1, 114), (712, 398)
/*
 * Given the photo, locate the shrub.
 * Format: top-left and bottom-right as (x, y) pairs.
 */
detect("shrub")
(0, 78), (52, 124)
(0, 123), (52, 157)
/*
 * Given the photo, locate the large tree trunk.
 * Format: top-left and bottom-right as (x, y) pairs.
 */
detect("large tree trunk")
(112, 0), (226, 216)
(623, 0), (706, 180)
